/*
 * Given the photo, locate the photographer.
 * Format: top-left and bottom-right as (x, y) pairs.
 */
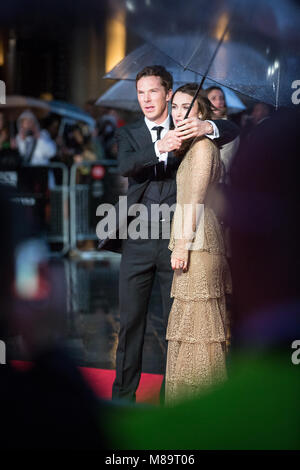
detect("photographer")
(15, 110), (57, 229)
(16, 110), (56, 165)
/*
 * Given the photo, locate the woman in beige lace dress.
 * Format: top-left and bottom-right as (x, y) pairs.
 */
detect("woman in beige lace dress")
(165, 84), (232, 403)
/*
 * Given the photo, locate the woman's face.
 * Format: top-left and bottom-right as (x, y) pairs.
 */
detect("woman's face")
(207, 88), (226, 117)
(171, 91), (199, 127)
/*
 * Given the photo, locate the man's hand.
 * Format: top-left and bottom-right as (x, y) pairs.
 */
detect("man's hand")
(156, 130), (182, 154)
(175, 117), (213, 140)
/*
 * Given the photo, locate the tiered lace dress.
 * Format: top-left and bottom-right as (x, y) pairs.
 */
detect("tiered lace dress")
(166, 137), (232, 403)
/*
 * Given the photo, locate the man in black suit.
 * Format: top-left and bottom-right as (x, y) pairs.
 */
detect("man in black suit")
(99, 66), (239, 402)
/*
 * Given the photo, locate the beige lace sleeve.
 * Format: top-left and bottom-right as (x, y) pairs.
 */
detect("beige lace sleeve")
(172, 138), (215, 261)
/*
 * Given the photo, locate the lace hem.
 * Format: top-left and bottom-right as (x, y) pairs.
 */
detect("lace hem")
(165, 340), (227, 404)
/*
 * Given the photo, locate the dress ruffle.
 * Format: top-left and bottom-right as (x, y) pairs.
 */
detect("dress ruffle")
(170, 251), (232, 301)
(166, 296), (227, 343)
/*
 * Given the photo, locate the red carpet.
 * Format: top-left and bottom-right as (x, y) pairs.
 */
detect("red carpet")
(10, 361), (163, 404)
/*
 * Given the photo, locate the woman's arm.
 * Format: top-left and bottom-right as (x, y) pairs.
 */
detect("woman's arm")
(171, 138), (214, 271)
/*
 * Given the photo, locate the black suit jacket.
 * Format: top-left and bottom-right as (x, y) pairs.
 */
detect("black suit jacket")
(98, 117), (239, 252)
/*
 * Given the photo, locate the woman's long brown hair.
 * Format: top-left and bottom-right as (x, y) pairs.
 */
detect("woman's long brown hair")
(172, 83), (214, 158)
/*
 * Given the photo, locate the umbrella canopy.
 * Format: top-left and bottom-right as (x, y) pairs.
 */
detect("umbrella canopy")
(116, 0), (300, 107)
(96, 80), (141, 112)
(102, 44), (246, 113)
(97, 77), (246, 114)
(49, 100), (96, 129)
(104, 43), (201, 84)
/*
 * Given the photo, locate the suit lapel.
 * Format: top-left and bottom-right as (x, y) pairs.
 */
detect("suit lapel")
(127, 116), (179, 195)
(129, 119), (153, 149)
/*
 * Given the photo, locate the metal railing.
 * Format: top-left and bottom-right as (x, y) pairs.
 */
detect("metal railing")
(45, 163), (70, 255)
(0, 162), (70, 256)
(69, 159), (123, 259)
(1, 160), (124, 259)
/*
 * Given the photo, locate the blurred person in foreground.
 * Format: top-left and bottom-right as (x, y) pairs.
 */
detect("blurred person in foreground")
(106, 108), (300, 450)
(0, 185), (107, 450)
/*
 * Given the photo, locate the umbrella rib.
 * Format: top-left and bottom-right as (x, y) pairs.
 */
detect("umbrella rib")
(275, 62), (281, 110)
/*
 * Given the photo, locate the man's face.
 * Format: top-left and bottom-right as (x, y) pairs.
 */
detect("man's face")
(136, 75), (172, 123)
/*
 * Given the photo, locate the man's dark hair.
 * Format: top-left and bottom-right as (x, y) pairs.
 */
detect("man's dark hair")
(135, 65), (173, 92)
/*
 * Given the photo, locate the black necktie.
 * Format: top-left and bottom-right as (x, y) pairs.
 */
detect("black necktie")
(152, 126), (165, 179)
(152, 126), (163, 141)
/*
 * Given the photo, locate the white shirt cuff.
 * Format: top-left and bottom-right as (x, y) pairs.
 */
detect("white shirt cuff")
(154, 141), (168, 161)
(205, 120), (219, 140)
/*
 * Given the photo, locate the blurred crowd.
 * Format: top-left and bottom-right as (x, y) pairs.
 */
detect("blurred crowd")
(0, 91), (275, 245)
(0, 92), (274, 181)
(0, 102), (128, 173)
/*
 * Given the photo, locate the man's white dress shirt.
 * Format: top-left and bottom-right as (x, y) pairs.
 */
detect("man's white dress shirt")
(144, 115), (219, 169)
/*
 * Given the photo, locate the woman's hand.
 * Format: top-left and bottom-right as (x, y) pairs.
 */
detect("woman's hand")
(171, 254), (188, 273)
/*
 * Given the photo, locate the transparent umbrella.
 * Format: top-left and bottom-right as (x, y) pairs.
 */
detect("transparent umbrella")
(97, 78), (246, 113)
(101, 44), (246, 113)
(117, 0), (300, 108)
